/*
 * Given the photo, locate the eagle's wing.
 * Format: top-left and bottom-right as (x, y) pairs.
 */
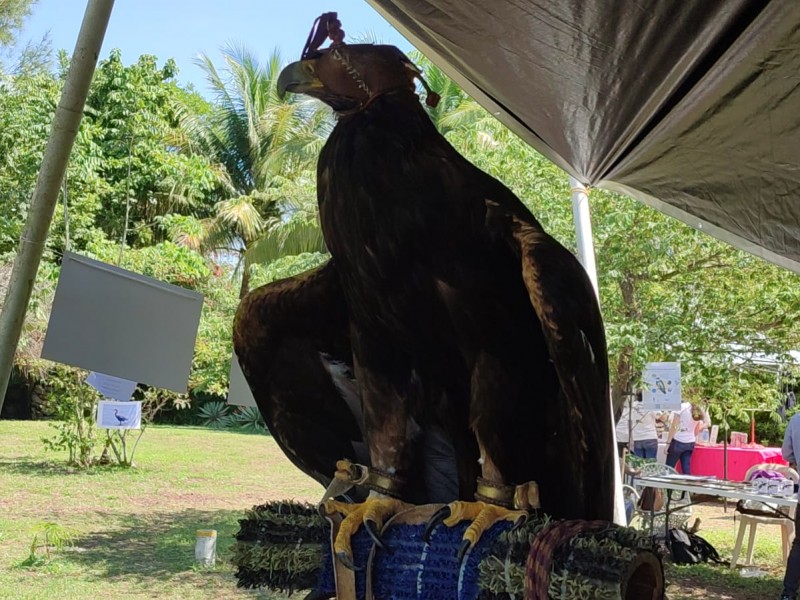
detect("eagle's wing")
(233, 260), (366, 490)
(484, 198), (614, 520)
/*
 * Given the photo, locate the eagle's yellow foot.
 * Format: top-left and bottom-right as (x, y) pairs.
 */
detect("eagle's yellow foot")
(321, 497), (409, 570)
(424, 501), (528, 562)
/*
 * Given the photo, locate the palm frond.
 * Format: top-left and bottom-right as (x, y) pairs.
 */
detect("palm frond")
(215, 195), (266, 243)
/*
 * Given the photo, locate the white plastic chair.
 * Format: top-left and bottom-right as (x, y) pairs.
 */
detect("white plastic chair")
(731, 463), (798, 568)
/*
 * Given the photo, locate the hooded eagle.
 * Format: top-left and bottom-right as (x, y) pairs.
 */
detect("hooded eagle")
(234, 13), (614, 568)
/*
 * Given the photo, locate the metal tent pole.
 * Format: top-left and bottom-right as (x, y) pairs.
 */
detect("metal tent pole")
(570, 177), (599, 295)
(0, 0), (115, 415)
(569, 177), (625, 525)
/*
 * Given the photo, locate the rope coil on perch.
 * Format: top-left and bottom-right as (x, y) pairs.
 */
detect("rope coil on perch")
(232, 500), (664, 599)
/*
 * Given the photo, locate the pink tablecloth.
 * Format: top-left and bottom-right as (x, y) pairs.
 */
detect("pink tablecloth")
(678, 445), (787, 481)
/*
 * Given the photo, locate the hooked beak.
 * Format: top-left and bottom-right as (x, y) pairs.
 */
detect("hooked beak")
(277, 59), (322, 99)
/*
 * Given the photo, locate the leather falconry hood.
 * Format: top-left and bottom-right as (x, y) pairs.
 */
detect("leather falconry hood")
(277, 11), (439, 115)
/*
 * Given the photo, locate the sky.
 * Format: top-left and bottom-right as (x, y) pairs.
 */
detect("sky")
(20, 0), (412, 94)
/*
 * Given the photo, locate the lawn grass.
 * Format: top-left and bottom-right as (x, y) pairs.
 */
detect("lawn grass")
(0, 420), (318, 599)
(0, 420), (790, 599)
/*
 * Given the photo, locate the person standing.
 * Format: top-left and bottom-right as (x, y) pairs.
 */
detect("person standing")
(617, 398), (659, 459)
(666, 401), (706, 474)
(780, 411), (800, 600)
(630, 403), (659, 459)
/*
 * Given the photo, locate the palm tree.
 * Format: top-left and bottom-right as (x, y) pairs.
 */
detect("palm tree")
(177, 44), (331, 298)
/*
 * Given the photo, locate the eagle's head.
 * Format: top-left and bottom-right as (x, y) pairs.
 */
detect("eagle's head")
(278, 43), (420, 113)
(278, 12), (437, 114)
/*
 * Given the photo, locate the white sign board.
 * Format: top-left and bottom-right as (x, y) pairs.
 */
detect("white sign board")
(41, 252), (203, 393)
(97, 400), (142, 430)
(641, 361), (681, 410)
(86, 371), (137, 402)
(227, 354), (256, 407)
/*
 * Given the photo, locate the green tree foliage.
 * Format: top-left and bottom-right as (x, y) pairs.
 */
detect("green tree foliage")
(0, 66), (60, 251)
(84, 50), (218, 247)
(0, 0), (35, 47)
(87, 238), (210, 288)
(0, 0), (50, 76)
(0, 49), (219, 255)
(0, 51), (112, 254)
(174, 46), (330, 298)
(590, 189), (800, 416)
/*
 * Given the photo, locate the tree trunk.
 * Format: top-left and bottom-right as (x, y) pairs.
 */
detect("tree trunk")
(239, 259), (251, 300)
(611, 273), (641, 414)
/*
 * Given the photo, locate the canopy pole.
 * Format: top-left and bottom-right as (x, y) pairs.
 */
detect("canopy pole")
(570, 177), (599, 295)
(569, 177), (625, 525)
(0, 0), (115, 416)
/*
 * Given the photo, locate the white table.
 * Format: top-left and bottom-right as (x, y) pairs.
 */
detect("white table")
(636, 474), (797, 539)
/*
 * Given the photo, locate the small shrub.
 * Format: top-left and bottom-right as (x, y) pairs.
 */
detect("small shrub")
(230, 406), (267, 432)
(198, 401), (230, 428)
(20, 522), (78, 567)
(41, 368), (100, 467)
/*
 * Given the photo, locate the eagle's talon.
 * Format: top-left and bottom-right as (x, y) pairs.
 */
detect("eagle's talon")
(423, 505), (451, 543)
(336, 550), (363, 572)
(456, 538), (472, 563)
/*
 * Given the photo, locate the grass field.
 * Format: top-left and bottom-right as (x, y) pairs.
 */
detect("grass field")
(0, 420), (318, 599)
(0, 420), (790, 599)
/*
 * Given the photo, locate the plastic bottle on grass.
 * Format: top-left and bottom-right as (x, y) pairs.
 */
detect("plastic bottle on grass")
(195, 529), (217, 566)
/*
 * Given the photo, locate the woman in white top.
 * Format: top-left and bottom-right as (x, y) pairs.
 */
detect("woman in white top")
(617, 402), (659, 459)
(666, 401), (707, 474)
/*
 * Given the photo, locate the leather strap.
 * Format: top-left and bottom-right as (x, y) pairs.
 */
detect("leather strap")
(475, 478), (541, 510)
(331, 459), (406, 498)
(326, 513), (357, 600)
(475, 477), (515, 508)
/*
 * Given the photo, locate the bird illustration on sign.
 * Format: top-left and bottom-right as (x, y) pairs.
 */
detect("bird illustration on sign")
(114, 408), (129, 425)
(651, 376), (673, 395)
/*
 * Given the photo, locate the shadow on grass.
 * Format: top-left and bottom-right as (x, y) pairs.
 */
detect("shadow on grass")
(0, 458), (135, 478)
(64, 508), (245, 582)
(666, 562), (782, 600)
(150, 424), (273, 437)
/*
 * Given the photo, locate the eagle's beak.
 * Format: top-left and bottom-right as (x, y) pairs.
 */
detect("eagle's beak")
(277, 59), (322, 99)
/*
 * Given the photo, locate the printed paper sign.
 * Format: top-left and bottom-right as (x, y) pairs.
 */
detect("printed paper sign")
(86, 371), (137, 402)
(641, 362), (681, 410)
(96, 400), (142, 430)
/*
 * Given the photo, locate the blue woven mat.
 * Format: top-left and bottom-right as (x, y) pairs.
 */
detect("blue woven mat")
(316, 519), (512, 599)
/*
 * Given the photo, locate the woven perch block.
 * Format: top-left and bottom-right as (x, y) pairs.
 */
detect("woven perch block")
(232, 501), (664, 600)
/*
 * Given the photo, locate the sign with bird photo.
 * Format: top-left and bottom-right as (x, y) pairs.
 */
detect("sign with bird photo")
(641, 362), (681, 410)
(96, 400), (142, 430)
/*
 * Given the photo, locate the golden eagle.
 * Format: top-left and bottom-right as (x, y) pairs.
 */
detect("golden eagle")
(234, 13), (613, 569)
